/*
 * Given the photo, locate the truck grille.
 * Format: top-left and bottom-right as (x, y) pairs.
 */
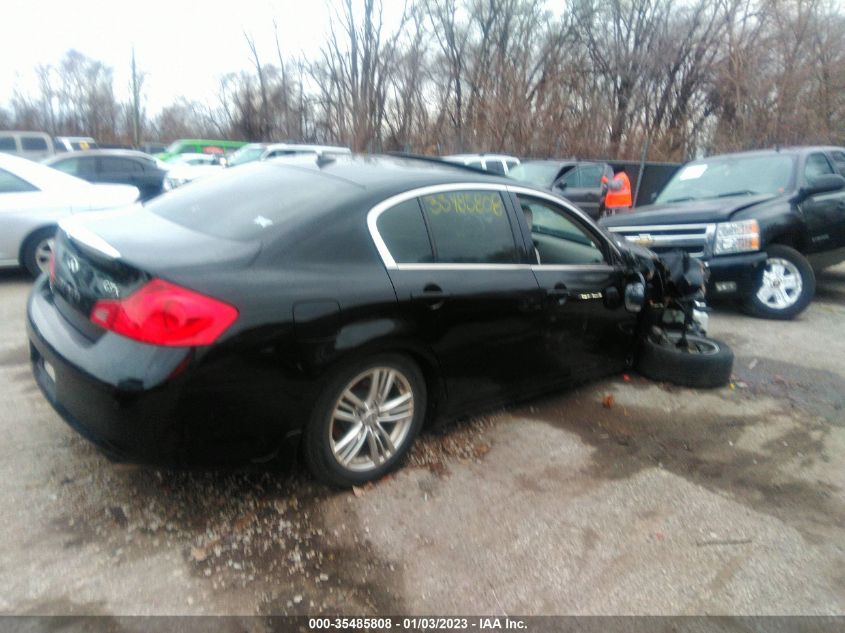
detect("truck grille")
(606, 223), (715, 257)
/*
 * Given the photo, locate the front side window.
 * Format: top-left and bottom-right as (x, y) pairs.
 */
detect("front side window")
(578, 164), (605, 187)
(419, 190), (517, 264)
(518, 195), (605, 265)
(0, 137), (16, 151)
(0, 168), (38, 194)
(805, 153), (834, 182)
(558, 168), (580, 188)
(376, 199), (434, 264)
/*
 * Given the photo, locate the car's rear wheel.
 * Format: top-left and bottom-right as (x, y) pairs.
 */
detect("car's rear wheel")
(304, 354), (426, 487)
(743, 245), (815, 320)
(636, 331), (734, 388)
(22, 227), (56, 277)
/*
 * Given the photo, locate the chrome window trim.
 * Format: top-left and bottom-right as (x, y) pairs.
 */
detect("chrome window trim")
(366, 182), (619, 271)
(605, 223), (716, 232)
(530, 264), (616, 272)
(367, 182), (516, 270)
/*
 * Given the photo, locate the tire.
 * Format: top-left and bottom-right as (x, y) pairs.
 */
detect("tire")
(303, 354), (426, 487)
(21, 227), (57, 278)
(742, 245), (815, 320)
(636, 331), (734, 389)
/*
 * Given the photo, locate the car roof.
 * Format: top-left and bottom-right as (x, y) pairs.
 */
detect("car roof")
(263, 143), (352, 154)
(443, 153), (520, 161)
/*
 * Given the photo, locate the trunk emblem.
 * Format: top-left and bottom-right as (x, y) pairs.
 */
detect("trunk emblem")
(66, 255), (80, 274)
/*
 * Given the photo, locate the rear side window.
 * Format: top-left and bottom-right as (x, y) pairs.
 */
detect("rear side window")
(100, 157), (141, 172)
(805, 153), (834, 181)
(21, 136), (48, 151)
(0, 168), (38, 193)
(0, 137), (16, 151)
(485, 161), (506, 175)
(419, 190), (517, 264)
(376, 199), (433, 264)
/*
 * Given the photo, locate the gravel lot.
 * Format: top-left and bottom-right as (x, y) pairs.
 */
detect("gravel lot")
(0, 265), (843, 617)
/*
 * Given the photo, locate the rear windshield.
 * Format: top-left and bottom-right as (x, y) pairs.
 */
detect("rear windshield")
(147, 164), (361, 241)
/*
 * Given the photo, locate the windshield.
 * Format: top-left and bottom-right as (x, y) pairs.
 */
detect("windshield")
(656, 154), (796, 204)
(228, 146), (265, 167)
(508, 162), (562, 187)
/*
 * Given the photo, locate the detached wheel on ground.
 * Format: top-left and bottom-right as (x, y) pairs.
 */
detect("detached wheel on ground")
(303, 354), (426, 487)
(743, 244), (815, 320)
(21, 227), (56, 277)
(636, 331), (734, 389)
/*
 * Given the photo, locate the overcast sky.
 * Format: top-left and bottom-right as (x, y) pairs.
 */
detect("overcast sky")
(2, 0), (383, 114)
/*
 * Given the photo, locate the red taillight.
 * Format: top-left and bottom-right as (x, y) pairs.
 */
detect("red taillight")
(90, 278), (238, 347)
(48, 251), (56, 283)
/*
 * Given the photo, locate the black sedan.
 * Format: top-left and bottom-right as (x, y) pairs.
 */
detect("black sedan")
(44, 150), (168, 201)
(27, 156), (722, 486)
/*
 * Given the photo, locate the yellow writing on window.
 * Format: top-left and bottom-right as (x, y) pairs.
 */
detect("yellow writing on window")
(421, 192), (504, 218)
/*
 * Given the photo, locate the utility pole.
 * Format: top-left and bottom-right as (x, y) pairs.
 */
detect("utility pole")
(131, 47), (141, 147)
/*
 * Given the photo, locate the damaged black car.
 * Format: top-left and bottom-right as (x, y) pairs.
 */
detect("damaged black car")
(27, 155), (733, 487)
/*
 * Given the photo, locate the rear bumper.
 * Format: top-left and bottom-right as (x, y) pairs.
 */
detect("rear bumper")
(26, 277), (305, 465)
(705, 252), (767, 298)
(27, 280), (185, 462)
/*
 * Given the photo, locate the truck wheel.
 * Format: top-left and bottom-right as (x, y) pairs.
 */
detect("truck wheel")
(743, 245), (815, 320)
(636, 331), (734, 389)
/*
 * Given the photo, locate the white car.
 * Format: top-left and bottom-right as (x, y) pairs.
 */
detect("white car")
(162, 153), (225, 190)
(441, 153), (521, 175)
(0, 153), (139, 275)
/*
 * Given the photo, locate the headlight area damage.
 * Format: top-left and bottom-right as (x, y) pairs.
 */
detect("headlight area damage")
(620, 242), (734, 389)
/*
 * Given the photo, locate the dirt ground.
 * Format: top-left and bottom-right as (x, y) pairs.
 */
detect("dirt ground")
(0, 265), (843, 617)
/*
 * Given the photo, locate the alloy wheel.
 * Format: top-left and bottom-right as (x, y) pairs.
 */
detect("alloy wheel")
(756, 257), (802, 310)
(329, 367), (415, 472)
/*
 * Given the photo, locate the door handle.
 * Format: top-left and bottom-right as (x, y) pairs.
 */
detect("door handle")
(412, 284), (449, 310)
(547, 283), (572, 304)
(547, 283), (571, 296)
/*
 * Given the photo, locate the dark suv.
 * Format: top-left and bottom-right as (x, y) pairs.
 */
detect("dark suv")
(601, 147), (845, 319)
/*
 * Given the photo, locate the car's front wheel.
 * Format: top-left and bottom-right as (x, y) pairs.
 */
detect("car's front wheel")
(743, 245), (815, 319)
(304, 354), (426, 487)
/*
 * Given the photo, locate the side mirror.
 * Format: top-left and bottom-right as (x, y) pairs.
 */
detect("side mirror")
(801, 173), (845, 199)
(554, 181), (567, 191)
(624, 281), (646, 313)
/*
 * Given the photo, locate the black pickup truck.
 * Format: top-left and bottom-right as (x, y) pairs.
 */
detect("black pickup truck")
(600, 147), (845, 319)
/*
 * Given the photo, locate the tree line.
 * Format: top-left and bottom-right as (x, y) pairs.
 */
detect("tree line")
(2, 0), (843, 162)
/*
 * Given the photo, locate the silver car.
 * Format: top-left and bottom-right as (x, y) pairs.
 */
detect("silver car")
(0, 153), (139, 275)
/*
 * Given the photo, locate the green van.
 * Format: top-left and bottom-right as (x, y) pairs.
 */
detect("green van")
(156, 139), (247, 162)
